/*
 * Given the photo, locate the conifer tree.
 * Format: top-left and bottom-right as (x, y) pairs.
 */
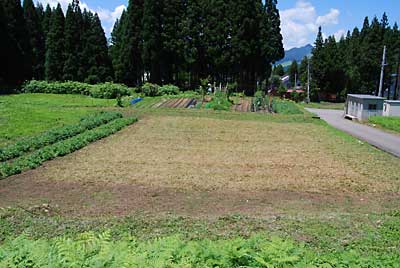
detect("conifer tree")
(23, 0), (45, 80)
(45, 4), (65, 81)
(83, 13), (113, 83)
(161, 0), (186, 84)
(1, 0), (32, 85)
(142, 0), (162, 84)
(110, 10), (127, 83)
(289, 61), (298, 86)
(273, 64), (285, 76)
(119, 0), (144, 86)
(42, 4), (52, 38)
(63, 0), (83, 81)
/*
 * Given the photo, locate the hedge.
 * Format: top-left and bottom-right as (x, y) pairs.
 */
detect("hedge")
(22, 80), (130, 99)
(0, 112), (123, 162)
(0, 117), (137, 179)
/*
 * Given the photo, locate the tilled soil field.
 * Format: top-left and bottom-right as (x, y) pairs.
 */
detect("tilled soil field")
(157, 98), (197, 109)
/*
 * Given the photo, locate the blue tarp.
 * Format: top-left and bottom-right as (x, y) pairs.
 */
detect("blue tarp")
(130, 98), (143, 105)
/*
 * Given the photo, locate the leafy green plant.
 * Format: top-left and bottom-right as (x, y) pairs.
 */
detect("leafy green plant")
(272, 98), (303, 115)
(0, 233), (398, 267)
(0, 117), (137, 179)
(159, 84), (180, 95)
(205, 92), (231, 111)
(22, 80), (130, 99)
(141, 83), (161, 97)
(252, 91), (265, 111)
(0, 112), (122, 162)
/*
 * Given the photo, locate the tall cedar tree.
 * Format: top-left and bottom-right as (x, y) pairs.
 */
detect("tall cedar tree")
(161, 0), (186, 84)
(83, 13), (113, 83)
(0, 4), (12, 90)
(45, 4), (65, 81)
(114, 0), (144, 86)
(1, 0), (31, 86)
(289, 61), (298, 86)
(63, 0), (83, 81)
(299, 56), (308, 86)
(23, 0), (45, 80)
(142, 0), (163, 84)
(110, 11), (127, 83)
(42, 4), (52, 38)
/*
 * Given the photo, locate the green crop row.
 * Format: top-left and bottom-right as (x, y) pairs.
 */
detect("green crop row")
(0, 112), (123, 162)
(22, 80), (131, 99)
(0, 117), (137, 179)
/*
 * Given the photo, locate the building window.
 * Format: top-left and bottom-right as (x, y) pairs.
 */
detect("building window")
(368, 104), (377, 110)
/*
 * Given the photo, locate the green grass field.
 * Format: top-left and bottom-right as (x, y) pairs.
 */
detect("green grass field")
(1, 93), (399, 266)
(369, 116), (400, 134)
(301, 101), (345, 110)
(0, 94), (115, 146)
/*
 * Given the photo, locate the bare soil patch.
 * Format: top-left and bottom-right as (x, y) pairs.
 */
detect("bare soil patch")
(1, 115), (399, 217)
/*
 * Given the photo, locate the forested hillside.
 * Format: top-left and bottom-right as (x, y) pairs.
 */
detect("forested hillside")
(311, 14), (400, 100)
(0, 0), (284, 95)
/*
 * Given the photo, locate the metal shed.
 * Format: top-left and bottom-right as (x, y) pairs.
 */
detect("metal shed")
(383, 100), (400, 117)
(345, 94), (385, 121)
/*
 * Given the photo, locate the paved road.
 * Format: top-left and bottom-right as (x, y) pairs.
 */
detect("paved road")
(306, 108), (400, 157)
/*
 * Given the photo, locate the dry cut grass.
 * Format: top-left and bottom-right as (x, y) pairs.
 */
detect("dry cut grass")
(1, 114), (399, 216)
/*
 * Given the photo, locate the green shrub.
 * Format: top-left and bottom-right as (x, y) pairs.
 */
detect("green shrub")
(205, 92), (231, 111)
(0, 112), (122, 162)
(142, 83), (161, 97)
(159, 84), (180, 95)
(89, 83), (129, 99)
(272, 98), (303, 114)
(0, 117), (137, 178)
(22, 80), (130, 99)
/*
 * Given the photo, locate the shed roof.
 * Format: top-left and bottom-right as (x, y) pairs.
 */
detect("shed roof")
(385, 100), (400, 104)
(347, 94), (385, 100)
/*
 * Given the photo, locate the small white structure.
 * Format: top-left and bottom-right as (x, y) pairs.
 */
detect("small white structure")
(345, 94), (385, 121)
(383, 100), (400, 117)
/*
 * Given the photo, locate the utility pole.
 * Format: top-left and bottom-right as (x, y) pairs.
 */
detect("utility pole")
(394, 52), (400, 100)
(306, 58), (311, 103)
(378, 45), (387, 97)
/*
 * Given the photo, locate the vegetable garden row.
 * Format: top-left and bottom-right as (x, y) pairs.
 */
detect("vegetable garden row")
(0, 112), (137, 179)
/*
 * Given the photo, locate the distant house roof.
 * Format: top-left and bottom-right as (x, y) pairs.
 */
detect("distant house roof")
(281, 75), (290, 82)
(347, 94), (385, 100)
(287, 89), (304, 93)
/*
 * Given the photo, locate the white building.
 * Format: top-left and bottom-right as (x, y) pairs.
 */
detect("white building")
(383, 100), (400, 117)
(345, 94), (385, 121)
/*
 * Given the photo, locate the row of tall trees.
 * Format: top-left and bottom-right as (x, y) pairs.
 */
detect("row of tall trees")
(0, 0), (112, 91)
(311, 14), (400, 100)
(111, 0), (284, 94)
(1, 0), (284, 95)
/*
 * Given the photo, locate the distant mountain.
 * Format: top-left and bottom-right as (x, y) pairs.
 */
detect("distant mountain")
(276, 44), (313, 67)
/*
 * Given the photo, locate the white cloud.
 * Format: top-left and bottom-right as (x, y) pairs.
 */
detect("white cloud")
(36, 0), (125, 36)
(280, 1), (341, 49)
(316, 9), (340, 26)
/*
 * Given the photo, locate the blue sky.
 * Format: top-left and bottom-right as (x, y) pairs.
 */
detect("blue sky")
(37, 0), (400, 49)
